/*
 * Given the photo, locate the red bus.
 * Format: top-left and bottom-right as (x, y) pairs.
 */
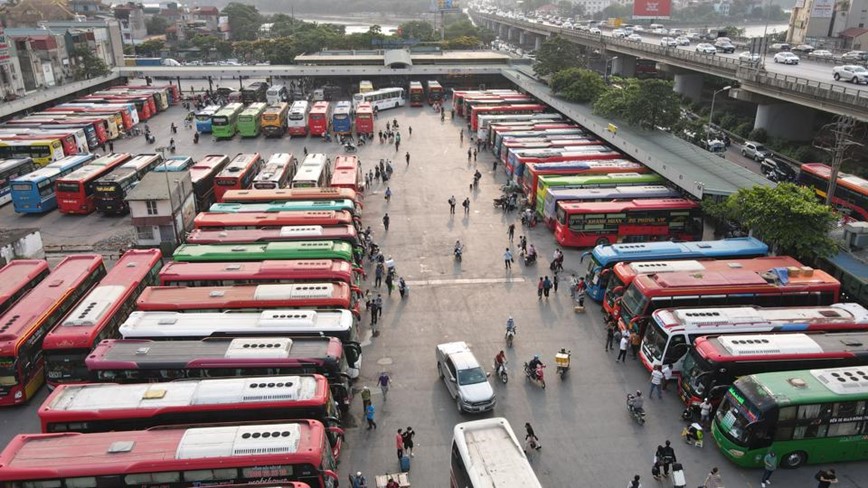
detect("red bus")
(409, 81), (424, 107)
(355, 102), (374, 135)
(213, 153), (263, 203)
(603, 256), (805, 323)
(119, 84), (180, 105)
(463, 96), (534, 118)
(39, 374), (345, 459)
(85, 336), (353, 410)
(137, 282), (358, 316)
(0, 255), (105, 406)
(55, 153), (132, 214)
(189, 154), (230, 212)
(0, 421), (338, 488)
(42, 249), (163, 387)
(499, 136), (600, 162)
(554, 198), (703, 248)
(618, 266), (841, 339)
(308, 101), (331, 136)
(331, 155), (364, 193)
(453, 89), (523, 116)
(426, 80), (443, 105)
(508, 146), (623, 180)
(46, 105), (133, 130)
(159, 259), (362, 288)
(77, 96), (151, 122)
(187, 224), (360, 247)
(194, 210), (356, 230)
(798, 163), (868, 221)
(522, 159), (646, 203)
(222, 187), (362, 206)
(0, 260), (50, 316)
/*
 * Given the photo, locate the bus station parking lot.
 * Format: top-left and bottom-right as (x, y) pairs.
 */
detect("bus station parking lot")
(1, 92), (867, 487)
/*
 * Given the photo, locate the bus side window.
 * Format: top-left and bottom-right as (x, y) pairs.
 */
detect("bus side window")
(451, 443), (473, 488)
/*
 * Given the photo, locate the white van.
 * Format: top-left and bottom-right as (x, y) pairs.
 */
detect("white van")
(266, 84), (288, 104)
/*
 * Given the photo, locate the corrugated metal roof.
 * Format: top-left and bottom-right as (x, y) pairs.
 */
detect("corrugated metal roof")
(384, 49), (412, 67)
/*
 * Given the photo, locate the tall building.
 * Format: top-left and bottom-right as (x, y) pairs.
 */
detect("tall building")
(788, 0), (868, 47)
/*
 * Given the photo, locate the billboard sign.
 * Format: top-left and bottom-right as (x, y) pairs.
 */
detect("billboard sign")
(0, 26), (10, 65)
(433, 0), (461, 13)
(810, 0), (834, 18)
(632, 0), (672, 19)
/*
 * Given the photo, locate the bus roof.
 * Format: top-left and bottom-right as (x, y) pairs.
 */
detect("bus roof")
(136, 282), (351, 310)
(221, 187), (359, 204)
(590, 237), (769, 266)
(193, 210), (355, 228)
(159, 259), (355, 284)
(615, 256), (802, 280)
(528, 160), (641, 173)
(186, 225), (358, 245)
(218, 153), (261, 177)
(120, 309), (354, 338)
(653, 303), (868, 331)
(56, 154), (132, 183)
(557, 198), (699, 212)
(546, 185), (676, 201)
(695, 332), (868, 362)
(739, 365), (868, 401)
(634, 266), (839, 293)
(801, 163), (868, 197)
(41, 375), (327, 413)
(172, 241), (353, 261)
(209, 200), (354, 213)
(0, 260), (49, 309)
(188, 154), (230, 182)
(453, 418), (543, 488)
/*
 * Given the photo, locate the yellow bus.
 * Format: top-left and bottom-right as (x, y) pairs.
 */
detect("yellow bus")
(261, 102), (290, 138)
(359, 80), (374, 94)
(0, 139), (65, 166)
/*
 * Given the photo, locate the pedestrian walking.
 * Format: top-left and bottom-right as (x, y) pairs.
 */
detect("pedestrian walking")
(405, 152), (410, 165)
(385, 273), (394, 296)
(385, 187), (392, 201)
(386, 122), (391, 132)
(170, 122), (177, 134)
(304, 146), (308, 156)
(460, 129), (464, 142)
(553, 274), (559, 293)
(617, 333), (629, 362)
(656, 441), (676, 477)
(375, 262), (384, 288)
(462, 197), (470, 215)
(628, 474), (642, 488)
(507, 223), (516, 241)
(378, 371), (391, 400)
(108, 141), (114, 152)
(524, 423), (541, 451)
(702, 467), (723, 488)
(361, 386), (372, 411)
(402, 426), (415, 456)
(395, 140), (400, 152)
(383, 213), (390, 231)
(605, 322), (615, 351)
(351, 472), (368, 488)
(365, 403), (377, 430)
(542, 276), (552, 298)
(448, 195), (456, 214)
(408, 126), (412, 137)
(649, 365), (664, 399)
(652, 447), (663, 480)
(504, 248), (513, 269)
(519, 236), (527, 255)
(537, 277), (544, 300)
(630, 330), (642, 359)
(373, 294), (383, 328)
(467, 148), (472, 162)
(760, 451), (777, 487)
(816, 468), (838, 488)
(398, 277), (407, 298)
(699, 397), (713, 425)
(473, 148), (478, 161)
(395, 429), (404, 460)
(661, 363), (673, 391)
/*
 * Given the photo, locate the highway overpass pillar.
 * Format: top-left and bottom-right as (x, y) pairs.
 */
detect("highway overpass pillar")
(611, 55), (636, 78)
(673, 73), (703, 103)
(508, 26), (516, 42)
(534, 35), (543, 51)
(519, 31), (526, 45)
(754, 102), (816, 140)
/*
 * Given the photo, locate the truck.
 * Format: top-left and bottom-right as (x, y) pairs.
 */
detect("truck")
(123, 57), (181, 67)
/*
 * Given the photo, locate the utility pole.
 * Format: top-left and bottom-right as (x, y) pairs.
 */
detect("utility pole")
(814, 115), (861, 207)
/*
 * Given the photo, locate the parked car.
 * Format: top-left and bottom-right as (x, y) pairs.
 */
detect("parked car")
(773, 52), (800, 65)
(841, 50), (868, 61)
(660, 37), (677, 47)
(792, 44), (815, 54)
(760, 157), (797, 182)
(627, 34), (643, 42)
(742, 141), (771, 161)
(436, 342), (496, 413)
(770, 43), (791, 51)
(738, 51), (761, 64)
(675, 36), (691, 46)
(809, 49), (834, 58)
(714, 39), (736, 53)
(833, 64), (868, 84)
(696, 43), (717, 54)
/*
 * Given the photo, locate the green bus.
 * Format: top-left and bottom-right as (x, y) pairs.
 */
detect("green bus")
(209, 199), (358, 217)
(535, 173), (665, 215)
(712, 365), (868, 469)
(173, 240), (356, 263)
(237, 102), (268, 137)
(211, 103), (245, 139)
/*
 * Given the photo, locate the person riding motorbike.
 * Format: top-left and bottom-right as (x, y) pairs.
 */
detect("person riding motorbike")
(527, 354), (544, 380)
(527, 244), (537, 260)
(628, 390), (644, 414)
(454, 240), (463, 257)
(495, 350), (507, 371)
(506, 316), (515, 333)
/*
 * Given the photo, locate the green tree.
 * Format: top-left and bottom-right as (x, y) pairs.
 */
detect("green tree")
(264, 36), (298, 65)
(721, 25), (746, 38)
(533, 35), (585, 76)
(706, 183), (838, 260)
(593, 78), (682, 130)
(397, 20), (435, 40)
(222, 2), (263, 41)
(550, 67), (606, 103)
(137, 39), (165, 57)
(593, 3), (631, 20)
(71, 47), (110, 79)
(145, 16), (170, 36)
(446, 36), (482, 49)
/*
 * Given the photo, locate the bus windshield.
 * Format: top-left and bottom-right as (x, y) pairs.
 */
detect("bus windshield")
(0, 358), (17, 386)
(716, 384), (767, 445)
(680, 351), (712, 397)
(619, 286), (645, 325)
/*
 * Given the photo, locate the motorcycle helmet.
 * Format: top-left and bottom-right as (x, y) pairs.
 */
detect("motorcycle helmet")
(635, 390), (642, 396)
(533, 354), (539, 360)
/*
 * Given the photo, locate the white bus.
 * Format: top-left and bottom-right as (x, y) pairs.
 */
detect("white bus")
(119, 309), (361, 378)
(287, 100), (310, 136)
(291, 153), (331, 188)
(252, 153), (297, 190)
(352, 87), (406, 112)
(266, 84), (288, 104)
(451, 418), (543, 488)
(476, 113), (564, 141)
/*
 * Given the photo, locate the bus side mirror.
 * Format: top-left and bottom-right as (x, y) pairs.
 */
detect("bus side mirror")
(613, 286), (624, 295)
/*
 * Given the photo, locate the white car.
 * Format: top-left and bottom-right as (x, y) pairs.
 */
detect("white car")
(612, 29), (627, 38)
(675, 36), (690, 46)
(436, 342), (496, 413)
(589, 27), (601, 34)
(833, 65), (868, 84)
(660, 37), (677, 47)
(696, 43), (717, 54)
(738, 51), (761, 64)
(809, 49), (834, 58)
(632, 25), (644, 32)
(653, 27), (668, 35)
(773, 52), (800, 65)
(627, 34), (643, 42)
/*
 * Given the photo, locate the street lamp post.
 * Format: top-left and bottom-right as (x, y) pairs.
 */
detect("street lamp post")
(709, 85), (732, 130)
(605, 56), (618, 84)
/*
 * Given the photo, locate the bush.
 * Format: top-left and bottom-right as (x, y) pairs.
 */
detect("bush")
(718, 113), (737, 130)
(748, 128), (769, 143)
(734, 122), (753, 138)
(793, 145), (819, 163)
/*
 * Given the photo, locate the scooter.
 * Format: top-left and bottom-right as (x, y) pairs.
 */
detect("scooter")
(495, 361), (508, 384)
(505, 326), (516, 348)
(523, 363), (546, 389)
(555, 350), (571, 379)
(343, 142), (358, 153)
(454, 246), (463, 262)
(524, 253), (537, 266)
(626, 394), (646, 425)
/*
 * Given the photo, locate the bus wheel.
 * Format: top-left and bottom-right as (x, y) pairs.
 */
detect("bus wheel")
(595, 237), (610, 247)
(781, 451), (807, 468)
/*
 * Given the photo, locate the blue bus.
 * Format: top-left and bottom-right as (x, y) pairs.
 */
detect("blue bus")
(11, 154), (95, 213)
(580, 237), (769, 302)
(154, 156), (194, 172)
(332, 101), (353, 135)
(194, 105), (221, 133)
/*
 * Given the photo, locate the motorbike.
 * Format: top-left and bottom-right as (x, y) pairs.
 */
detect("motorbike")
(495, 361), (508, 384)
(505, 327), (516, 348)
(523, 362), (546, 388)
(454, 246), (463, 261)
(493, 196), (508, 209)
(521, 212), (537, 227)
(524, 253), (537, 266)
(343, 142), (358, 153)
(357, 137), (367, 147)
(555, 350), (571, 379)
(322, 133), (332, 143)
(626, 394), (646, 425)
